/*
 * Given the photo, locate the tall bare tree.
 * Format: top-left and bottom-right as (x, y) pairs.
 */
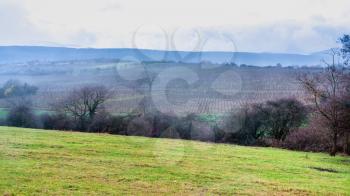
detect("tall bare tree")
(135, 64), (157, 115)
(340, 34), (350, 154)
(298, 49), (348, 156)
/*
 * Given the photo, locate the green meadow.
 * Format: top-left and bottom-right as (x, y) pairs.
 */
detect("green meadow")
(0, 127), (349, 195)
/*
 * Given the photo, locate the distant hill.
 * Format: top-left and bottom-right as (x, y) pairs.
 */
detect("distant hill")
(0, 46), (329, 66)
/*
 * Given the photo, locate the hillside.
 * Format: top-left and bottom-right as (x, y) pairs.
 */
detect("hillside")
(0, 46), (328, 66)
(0, 127), (349, 195)
(0, 60), (310, 115)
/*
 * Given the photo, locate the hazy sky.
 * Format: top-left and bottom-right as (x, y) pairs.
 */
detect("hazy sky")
(1, 0), (350, 53)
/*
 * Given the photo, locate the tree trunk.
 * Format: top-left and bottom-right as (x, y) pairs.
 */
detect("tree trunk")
(345, 132), (350, 155)
(152, 115), (158, 137)
(330, 132), (338, 156)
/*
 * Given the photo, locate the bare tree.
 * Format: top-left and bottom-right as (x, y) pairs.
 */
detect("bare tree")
(57, 85), (110, 130)
(135, 64), (157, 115)
(340, 34), (350, 154)
(339, 93), (350, 154)
(298, 49), (348, 156)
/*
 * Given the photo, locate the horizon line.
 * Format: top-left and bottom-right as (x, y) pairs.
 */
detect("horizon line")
(0, 45), (328, 56)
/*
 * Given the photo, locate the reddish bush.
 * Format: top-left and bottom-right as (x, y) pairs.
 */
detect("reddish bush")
(283, 127), (332, 152)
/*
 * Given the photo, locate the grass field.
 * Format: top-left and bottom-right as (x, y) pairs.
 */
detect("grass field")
(0, 127), (349, 195)
(0, 108), (52, 120)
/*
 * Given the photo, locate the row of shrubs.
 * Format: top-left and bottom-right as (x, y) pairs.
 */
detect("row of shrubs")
(4, 107), (222, 141)
(3, 97), (346, 154)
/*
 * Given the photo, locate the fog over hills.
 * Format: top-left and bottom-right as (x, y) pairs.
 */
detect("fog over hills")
(0, 46), (329, 66)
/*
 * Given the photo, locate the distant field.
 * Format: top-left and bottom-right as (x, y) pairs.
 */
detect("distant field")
(0, 108), (7, 119)
(0, 127), (349, 195)
(0, 108), (52, 119)
(0, 61), (311, 115)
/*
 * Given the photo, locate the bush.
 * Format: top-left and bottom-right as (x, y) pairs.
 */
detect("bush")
(88, 111), (113, 133)
(151, 112), (179, 138)
(283, 127), (332, 152)
(277, 114), (332, 152)
(224, 99), (308, 145)
(125, 112), (178, 137)
(108, 115), (134, 135)
(224, 104), (266, 145)
(41, 111), (134, 134)
(189, 120), (216, 142)
(262, 98), (308, 141)
(174, 114), (197, 140)
(6, 105), (37, 128)
(0, 118), (7, 126)
(126, 115), (153, 136)
(88, 112), (134, 134)
(41, 113), (73, 131)
(213, 124), (226, 142)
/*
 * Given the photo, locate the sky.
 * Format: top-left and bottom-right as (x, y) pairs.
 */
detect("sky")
(1, 0), (350, 54)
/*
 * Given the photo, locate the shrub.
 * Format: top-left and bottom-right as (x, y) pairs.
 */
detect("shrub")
(87, 111), (135, 134)
(41, 113), (73, 131)
(151, 113), (179, 137)
(174, 114), (197, 140)
(213, 124), (226, 142)
(262, 98), (308, 141)
(88, 111), (112, 133)
(6, 105), (37, 128)
(108, 115), (134, 135)
(283, 127), (332, 152)
(224, 104), (266, 145)
(278, 114), (332, 152)
(125, 112), (178, 137)
(224, 99), (308, 145)
(189, 120), (215, 142)
(126, 116), (153, 136)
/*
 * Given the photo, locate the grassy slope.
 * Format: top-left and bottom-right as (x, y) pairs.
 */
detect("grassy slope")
(0, 127), (349, 195)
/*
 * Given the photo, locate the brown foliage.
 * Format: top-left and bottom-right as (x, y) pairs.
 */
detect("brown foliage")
(298, 49), (350, 155)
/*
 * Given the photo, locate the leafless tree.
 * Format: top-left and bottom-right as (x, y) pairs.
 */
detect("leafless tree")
(339, 93), (350, 154)
(57, 85), (110, 130)
(298, 49), (349, 156)
(135, 64), (157, 115)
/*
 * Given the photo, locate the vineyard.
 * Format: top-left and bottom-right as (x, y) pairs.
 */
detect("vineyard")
(0, 61), (314, 116)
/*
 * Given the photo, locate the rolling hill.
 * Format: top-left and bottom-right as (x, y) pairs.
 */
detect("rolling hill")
(0, 127), (349, 195)
(0, 46), (329, 66)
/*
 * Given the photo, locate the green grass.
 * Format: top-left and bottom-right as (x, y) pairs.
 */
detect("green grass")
(197, 113), (225, 124)
(0, 108), (7, 119)
(0, 127), (349, 195)
(0, 108), (52, 119)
